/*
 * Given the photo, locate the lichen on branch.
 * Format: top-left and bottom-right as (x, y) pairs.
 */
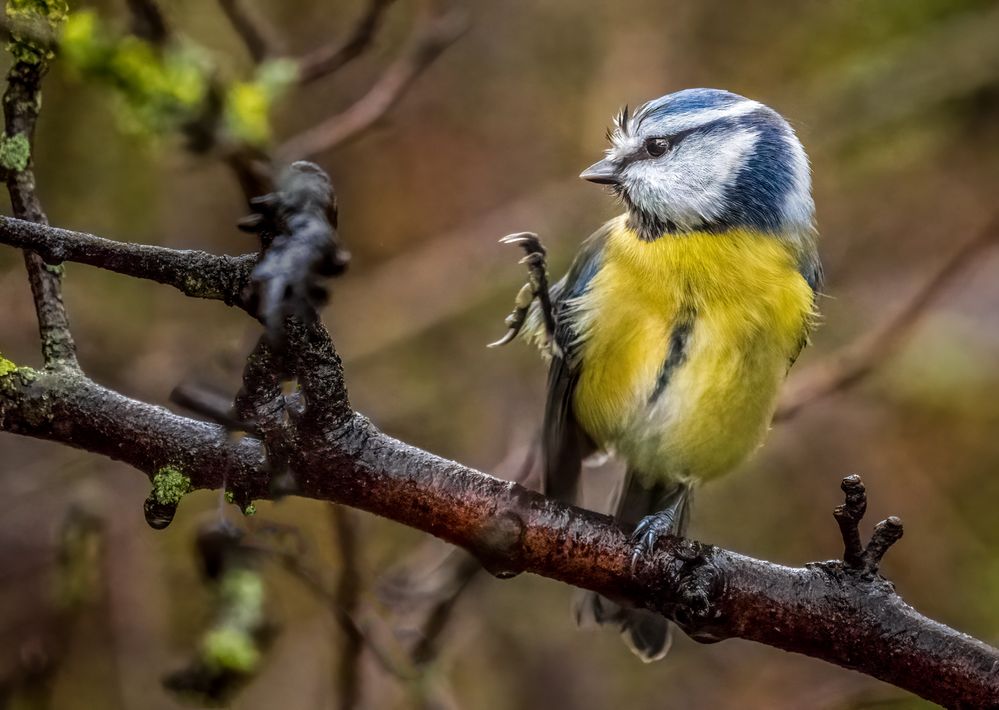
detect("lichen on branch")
(5, 0), (68, 64)
(0, 132), (30, 171)
(151, 465), (192, 505)
(57, 8), (293, 146)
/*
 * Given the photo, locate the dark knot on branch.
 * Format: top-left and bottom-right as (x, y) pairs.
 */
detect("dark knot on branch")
(471, 508), (527, 580)
(238, 161), (351, 339)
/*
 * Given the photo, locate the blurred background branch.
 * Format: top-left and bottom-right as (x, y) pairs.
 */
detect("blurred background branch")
(296, 0), (398, 85)
(216, 0), (274, 65)
(776, 216), (999, 421)
(277, 8), (467, 161)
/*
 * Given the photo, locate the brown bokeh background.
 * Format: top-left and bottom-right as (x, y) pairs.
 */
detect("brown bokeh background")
(3, 0), (999, 708)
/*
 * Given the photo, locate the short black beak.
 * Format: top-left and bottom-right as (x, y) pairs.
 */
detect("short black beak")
(579, 158), (619, 185)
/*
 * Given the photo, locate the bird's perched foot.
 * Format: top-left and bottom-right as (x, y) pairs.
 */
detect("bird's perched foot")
(630, 484), (691, 571)
(488, 232), (558, 352)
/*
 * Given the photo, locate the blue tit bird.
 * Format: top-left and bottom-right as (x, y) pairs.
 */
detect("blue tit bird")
(492, 88), (822, 661)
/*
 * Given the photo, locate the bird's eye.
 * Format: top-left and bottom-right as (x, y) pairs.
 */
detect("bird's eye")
(645, 137), (670, 158)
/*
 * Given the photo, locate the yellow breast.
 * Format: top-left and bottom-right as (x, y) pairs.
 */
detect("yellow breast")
(572, 215), (815, 482)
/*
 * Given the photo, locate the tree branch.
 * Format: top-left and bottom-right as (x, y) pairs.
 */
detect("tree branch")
(0, 216), (257, 309)
(296, 0), (398, 85)
(0, 362), (996, 707)
(4, 41), (78, 368)
(278, 9), (467, 161)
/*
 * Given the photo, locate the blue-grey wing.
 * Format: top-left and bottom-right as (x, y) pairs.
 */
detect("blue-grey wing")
(541, 224), (609, 504)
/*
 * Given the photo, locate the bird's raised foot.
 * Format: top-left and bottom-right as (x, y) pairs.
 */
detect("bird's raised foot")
(488, 232), (557, 350)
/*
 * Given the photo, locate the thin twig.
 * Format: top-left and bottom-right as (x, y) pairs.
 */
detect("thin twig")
(170, 381), (250, 431)
(0, 216), (257, 310)
(297, 0), (398, 85)
(3, 42), (78, 368)
(331, 505), (364, 710)
(278, 9), (467, 161)
(407, 554), (480, 667)
(217, 0), (273, 64)
(243, 538), (415, 683)
(833, 475), (866, 568)
(380, 438), (539, 667)
(775, 218), (999, 421)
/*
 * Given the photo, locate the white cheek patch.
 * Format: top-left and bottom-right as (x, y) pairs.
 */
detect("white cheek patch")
(625, 127), (759, 230)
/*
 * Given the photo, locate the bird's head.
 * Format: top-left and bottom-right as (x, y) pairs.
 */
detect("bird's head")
(582, 88), (814, 240)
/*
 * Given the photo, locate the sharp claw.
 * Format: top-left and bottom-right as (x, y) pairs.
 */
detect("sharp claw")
(487, 328), (518, 348)
(629, 509), (680, 569)
(499, 231), (538, 245)
(500, 232), (546, 257)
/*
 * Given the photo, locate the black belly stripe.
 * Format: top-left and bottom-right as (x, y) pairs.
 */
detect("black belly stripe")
(648, 311), (695, 404)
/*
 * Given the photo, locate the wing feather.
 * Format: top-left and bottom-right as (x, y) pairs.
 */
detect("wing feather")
(541, 223), (611, 503)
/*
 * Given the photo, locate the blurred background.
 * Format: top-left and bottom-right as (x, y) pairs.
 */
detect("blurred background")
(2, 0), (999, 708)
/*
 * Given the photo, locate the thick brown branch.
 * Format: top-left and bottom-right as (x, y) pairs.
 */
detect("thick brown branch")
(4, 53), (77, 368)
(0, 216), (256, 309)
(278, 9), (467, 161)
(1, 366), (996, 707)
(297, 0), (397, 85)
(776, 219), (999, 421)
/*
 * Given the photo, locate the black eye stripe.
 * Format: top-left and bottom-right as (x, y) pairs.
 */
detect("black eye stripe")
(649, 127), (700, 149)
(616, 123), (716, 168)
(667, 125), (703, 144)
(634, 126), (702, 161)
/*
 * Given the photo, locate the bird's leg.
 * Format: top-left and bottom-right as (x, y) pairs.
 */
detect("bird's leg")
(631, 482), (692, 570)
(488, 232), (558, 352)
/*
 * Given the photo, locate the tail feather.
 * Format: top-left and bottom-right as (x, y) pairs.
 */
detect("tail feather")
(572, 470), (690, 662)
(574, 591), (672, 663)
